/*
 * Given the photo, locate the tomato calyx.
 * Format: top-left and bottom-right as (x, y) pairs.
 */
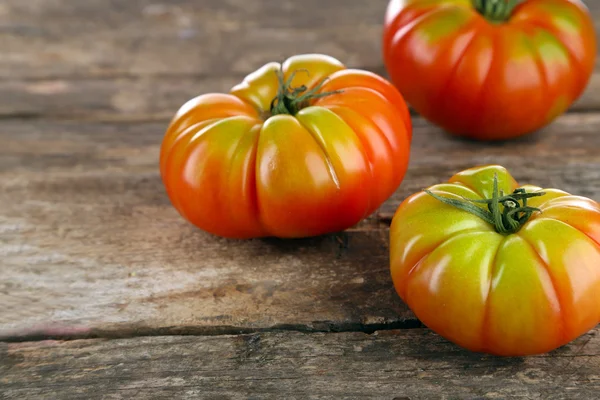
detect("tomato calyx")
(270, 69), (342, 116)
(425, 174), (546, 234)
(473, 0), (519, 23)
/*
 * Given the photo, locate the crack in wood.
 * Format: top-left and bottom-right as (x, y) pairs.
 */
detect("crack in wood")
(0, 319), (424, 344)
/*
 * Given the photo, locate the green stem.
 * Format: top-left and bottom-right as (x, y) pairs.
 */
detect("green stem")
(425, 174), (545, 234)
(270, 69), (342, 116)
(474, 0), (519, 22)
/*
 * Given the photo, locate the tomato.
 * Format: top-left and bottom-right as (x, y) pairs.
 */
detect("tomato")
(390, 165), (600, 356)
(160, 54), (412, 239)
(382, 0), (597, 140)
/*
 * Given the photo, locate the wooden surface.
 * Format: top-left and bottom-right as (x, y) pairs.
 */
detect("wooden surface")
(2, 329), (599, 399)
(2, 0), (600, 398)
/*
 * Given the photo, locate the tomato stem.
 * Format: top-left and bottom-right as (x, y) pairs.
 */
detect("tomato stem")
(425, 174), (546, 234)
(270, 69), (342, 116)
(473, 0), (519, 22)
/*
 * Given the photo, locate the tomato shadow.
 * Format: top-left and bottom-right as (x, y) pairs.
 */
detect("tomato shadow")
(436, 125), (546, 147)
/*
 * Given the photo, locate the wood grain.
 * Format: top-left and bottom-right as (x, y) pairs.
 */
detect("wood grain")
(2, 328), (599, 399)
(0, 0), (392, 79)
(1, 0), (600, 119)
(0, 118), (408, 339)
(3, 72), (600, 121)
(382, 112), (600, 217)
(2, 113), (600, 339)
(2, 0), (598, 79)
(2, 0), (600, 396)
(0, 76), (241, 120)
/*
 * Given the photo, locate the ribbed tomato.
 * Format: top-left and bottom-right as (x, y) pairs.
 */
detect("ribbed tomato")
(390, 165), (600, 356)
(383, 0), (596, 140)
(160, 54), (412, 239)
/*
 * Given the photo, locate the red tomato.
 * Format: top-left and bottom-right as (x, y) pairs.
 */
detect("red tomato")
(383, 0), (597, 140)
(390, 165), (600, 356)
(160, 54), (412, 239)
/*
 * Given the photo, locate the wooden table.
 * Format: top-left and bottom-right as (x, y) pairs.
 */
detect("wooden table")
(2, 1), (600, 398)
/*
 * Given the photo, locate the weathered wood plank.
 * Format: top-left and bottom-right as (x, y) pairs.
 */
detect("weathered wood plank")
(1, 0), (599, 119)
(0, 118), (407, 339)
(2, 113), (600, 338)
(3, 72), (600, 121)
(0, 0), (392, 79)
(3, 0), (599, 79)
(0, 76), (239, 120)
(2, 328), (599, 399)
(381, 112), (600, 217)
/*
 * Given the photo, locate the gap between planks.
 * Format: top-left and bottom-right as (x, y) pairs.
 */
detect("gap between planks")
(0, 319), (424, 344)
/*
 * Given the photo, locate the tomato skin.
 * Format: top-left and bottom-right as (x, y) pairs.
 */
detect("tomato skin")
(390, 165), (600, 356)
(160, 54), (412, 239)
(383, 0), (597, 140)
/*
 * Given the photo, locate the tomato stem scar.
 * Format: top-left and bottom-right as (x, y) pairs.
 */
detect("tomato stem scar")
(473, 0), (519, 23)
(270, 68), (342, 116)
(425, 174), (546, 234)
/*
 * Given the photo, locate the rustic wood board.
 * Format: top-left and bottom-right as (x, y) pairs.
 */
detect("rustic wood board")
(3, 72), (600, 121)
(2, 0), (600, 396)
(2, 113), (600, 339)
(2, 328), (599, 399)
(0, 0), (396, 79)
(0, 119), (404, 339)
(2, 0), (599, 79)
(2, 0), (600, 119)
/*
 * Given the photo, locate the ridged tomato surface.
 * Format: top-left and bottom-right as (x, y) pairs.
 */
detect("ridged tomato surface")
(383, 0), (596, 140)
(160, 54), (412, 238)
(390, 165), (600, 356)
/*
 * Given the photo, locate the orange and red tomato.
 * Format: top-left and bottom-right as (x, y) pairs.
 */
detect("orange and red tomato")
(160, 54), (412, 239)
(383, 0), (597, 140)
